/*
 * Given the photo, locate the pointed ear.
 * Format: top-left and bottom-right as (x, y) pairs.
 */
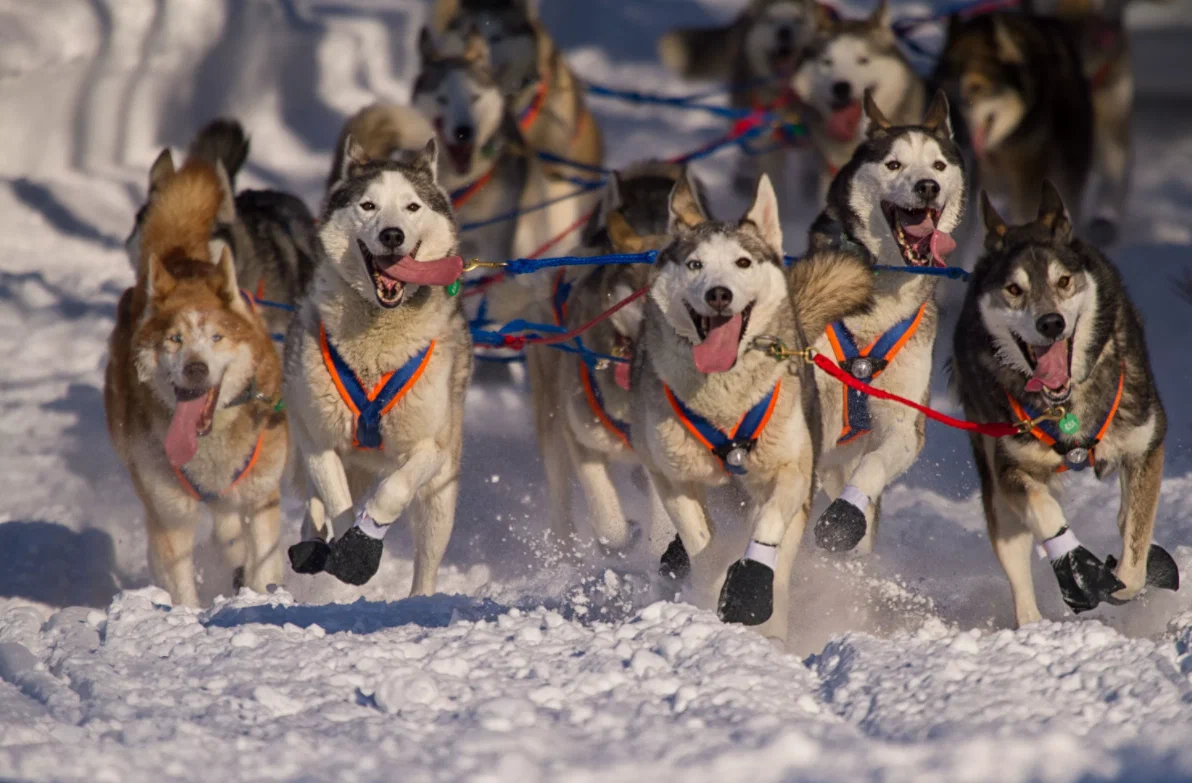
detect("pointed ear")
(862, 88), (892, 138)
(148, 148), (175, 192)
(813, 2), (839, 32)
(868, 0), (892, 32)
(513, 0), (539, 21)
(419, 27), (439, 63)
(213, 160), (237, 224)
(338, 134), (369, 185)
(745, 174), (783, 256)
(922, 89), (953, 139)
(1036, 180), (1072, 244)
(463, 26), (491, 66)
(416, 137), (440, 183)
(980, 191), (1008, 251)
(211, 246), (249, 313)
(607, 211), (646, 254)
(145, 253), (176, 305)
(993, 18), (1024, 64)
(668, 174), (707, 234)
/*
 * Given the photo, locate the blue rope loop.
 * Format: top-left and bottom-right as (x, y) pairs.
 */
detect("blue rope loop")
(503, 250), (656, 277)
(253, 298), (297, 312)
(783, 254), (970, 281)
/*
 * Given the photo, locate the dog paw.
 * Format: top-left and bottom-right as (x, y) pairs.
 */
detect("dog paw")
(598, 521), (641, 557)
(1105, 545), (1180, 603)
(324, 527), (384, 586)
(659, 535), (691, 581)
(814, 498), (867, 552)
(1052, 546), (1126, 613)
(717, 559), (774, 626)
(232, 566), (246, 592)
(288, 539), (332, 575)
(1087, 217), (1118, 248)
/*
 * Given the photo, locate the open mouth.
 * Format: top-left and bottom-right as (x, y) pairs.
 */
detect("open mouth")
(358, 239), (409, 308)
(882, 203), (956, 267)
(445, 142), (473, 175)
(165, 384), (220, 469)
(1014, 333), (1073, 403)
(685, 301), (754, 374)
(824, 99), (863, 143)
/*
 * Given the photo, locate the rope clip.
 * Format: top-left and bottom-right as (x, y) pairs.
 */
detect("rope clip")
(750, 335), (816, 364)
(1017, 405), (1066, 434)
(462, 258), (507, 273)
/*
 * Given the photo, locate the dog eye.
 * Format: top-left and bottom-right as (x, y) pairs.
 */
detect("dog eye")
(885, 160), (901, 171)
(169, 333), (183, 344)
(736, 257), (752, 269)
(933, 161), (947, 172)
(360, 201), (377, 212)
(212, 334), (223, 343)
(1005, 283), (1023, 297)
(686, 259), (703, 271)
(406, 203), (421, 213)
(1057, 275), (1071, 289)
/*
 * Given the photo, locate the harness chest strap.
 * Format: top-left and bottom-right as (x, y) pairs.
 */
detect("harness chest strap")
(319, 323), (436, 450)
(173, 429), (265, 503)
(825, 302), (927, 445)
(579, 361), (631, 449)
(450, 162), (498, 210)
(664, 381), (782, 475)
(1006, 366), (1125, 473)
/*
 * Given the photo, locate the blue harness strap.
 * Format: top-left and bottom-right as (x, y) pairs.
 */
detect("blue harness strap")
(663, 382), (782, 475)
(551, 269), (572, 327)
(319, 323), (435, 450)
(1007, 367), (1125, 473)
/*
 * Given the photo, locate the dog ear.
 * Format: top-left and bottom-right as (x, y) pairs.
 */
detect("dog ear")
(868, 0), (893, 36)
(921, 89), (953, 139)
(463, 25), (492, 67)
(862, 88), (892, 138)
(606, 211), (646, 254)
(144, 253), (176, 306)
(745, 174), (784, 256)
(980, 191), (1008, 250)
(1036, 180), (1072, 244)
(211, 246), (248, 312)
(668, 174), (707, 234)
(338, 134), (370, 184)
(992, 18), (1025, 64)
(148, 148), (175, 193)
(813, 2), (840, 32)
(415, 137), (441, 183)
(513, 0), (540, 21)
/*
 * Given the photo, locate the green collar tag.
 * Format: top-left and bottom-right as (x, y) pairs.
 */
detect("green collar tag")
(446, 280), (462, 297)
(1058, 412), (1080, 436)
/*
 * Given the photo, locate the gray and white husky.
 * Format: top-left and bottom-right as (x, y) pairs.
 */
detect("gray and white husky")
(953, 181), (1178, 626)
(805, 89), (966, 555)
(284, 138), (473, 593)
(631, 173), (871, 641)
(792, 0), (926, 197)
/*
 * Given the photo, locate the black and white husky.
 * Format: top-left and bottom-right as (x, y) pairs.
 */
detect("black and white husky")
(953, 182), (1177, 626)
(806, 89), (966, 555)
(284, 138), (473, 593)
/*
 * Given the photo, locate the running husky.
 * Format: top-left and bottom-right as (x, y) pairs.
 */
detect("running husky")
(106, 161), (289, 607)
(127, 119), (319, 337)
(284, 138), (473, 592)
(953, 182), (1178, 626)
(805, 89), (965, 554)
(935, 13), (1092, 226)
(792, 0), (927, 196)
(631, 174), (872, 640)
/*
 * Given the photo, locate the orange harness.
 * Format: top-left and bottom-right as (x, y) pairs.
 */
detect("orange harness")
(450, 163), (497, 210)
(1006, 367), (1124, 473)
(664, 381), (782, 475)
(173, 430), (265, 502)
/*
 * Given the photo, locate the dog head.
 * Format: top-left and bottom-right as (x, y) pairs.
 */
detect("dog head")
(134, 249), (266, 468)
(975, 181), (1099, 403)
(649, 174), (787, 374)
(413, 28), (505, 176)
(321, 138), (459, 310)
(793, 0), (913, 145)
(436, 0), (541, 98)
(829, 89), (966, 267)
(742, 0), (821, 80)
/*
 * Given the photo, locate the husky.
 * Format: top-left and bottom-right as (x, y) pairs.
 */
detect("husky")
(953, 181), (1178, 626)
(659, 0), (823, 196)
(792, 0), (927, 196)
(284, 137), (473, 592)
(934, 12), (1092, 227)
(803, 89), (966, 555)
(127, 119), (320, 337)
(105, 161), (289, 607)
(431, 0), (604, 174)
(630, 173), (872, 640)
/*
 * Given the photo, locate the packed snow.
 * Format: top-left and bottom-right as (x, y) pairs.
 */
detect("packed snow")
(2, 0), (1192, 780)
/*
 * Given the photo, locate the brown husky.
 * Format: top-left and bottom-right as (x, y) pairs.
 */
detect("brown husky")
(105, 161), (288, 607)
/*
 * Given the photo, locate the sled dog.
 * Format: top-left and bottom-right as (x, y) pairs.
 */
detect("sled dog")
(631, 173), (871, 640)
(284, 138), (473, 593)
(127, 119), (319, 337)
(106, 161), (289, 607)
(935, 12), (1093, 226)
(805, 89), (966, 555)
(953, 181), (1178, 626)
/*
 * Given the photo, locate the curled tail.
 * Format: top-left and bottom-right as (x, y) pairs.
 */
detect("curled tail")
(789, 250), (874, 337)
(139, 160), (225, 270)
(187, 119), (250, 188)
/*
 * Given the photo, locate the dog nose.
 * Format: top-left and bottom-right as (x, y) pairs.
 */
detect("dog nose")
(831, 81), (852, 102)
(914, 179), (941, 201)
(453, 125), (474, 144)
(1036, 313), (1066, 340)
(378, 227), (405, 250)
(705, 286), (733, 312)
(183, 361), (209, 386)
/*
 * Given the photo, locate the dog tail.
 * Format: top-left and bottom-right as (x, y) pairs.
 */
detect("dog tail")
(789, 250), (875, 337)
(657, 24), (739, 81)
(138, 160), (225, 272)
(187, 119), (250, 188)
(328, 103), (433, 190)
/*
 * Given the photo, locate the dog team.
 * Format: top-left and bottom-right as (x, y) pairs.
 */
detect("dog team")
(104, 0), (1178, 641)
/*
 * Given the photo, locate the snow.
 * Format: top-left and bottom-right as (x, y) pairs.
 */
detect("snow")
(2, 0), (1192, 780)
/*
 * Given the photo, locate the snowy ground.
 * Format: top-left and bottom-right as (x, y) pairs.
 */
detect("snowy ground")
(2, 0), (1192, 780)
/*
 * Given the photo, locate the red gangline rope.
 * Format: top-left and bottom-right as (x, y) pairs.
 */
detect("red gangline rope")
(502, 286), (649, 351)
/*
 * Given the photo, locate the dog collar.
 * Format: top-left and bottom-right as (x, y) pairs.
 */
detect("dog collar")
(1006, 365), (1125, 473)
(517, 68), (550, 133)
(825, 302), (927, 444)
(663, 381), (781, 475)
(319, 323), (435, 450)
(173, 429), (265, 503)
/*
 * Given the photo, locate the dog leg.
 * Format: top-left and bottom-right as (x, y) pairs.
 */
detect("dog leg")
(408, 453), (461, 597)
(288, 417), (354, 575)
(758, 493), (812, 643)
(973, 437), (1040, 626)
(566, 436), (633, 551)
(651, 472), (715, 590)
(1111, 445), (1162, 601)
(145, 500), (202, 608)
(543, 425), (577, 552)
(243, 491), (283, 595)
(212, 507), (247, 581)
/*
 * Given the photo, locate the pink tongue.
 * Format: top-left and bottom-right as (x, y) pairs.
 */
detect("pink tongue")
(165, 397), (207, 469)
(614, 360), (632, 391)
(900, 213), (957, 267)
(826, 102), (862, 142)
(1025, 340), (1070, 393)
(972, 123), (988, 159)
(692, 313), (744, 374)
(375, 255), (464, 287)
